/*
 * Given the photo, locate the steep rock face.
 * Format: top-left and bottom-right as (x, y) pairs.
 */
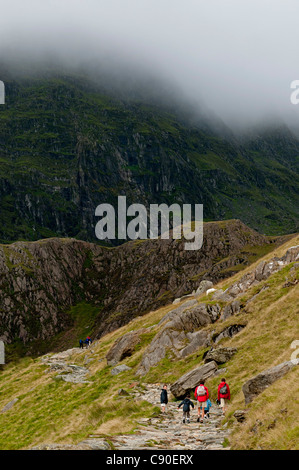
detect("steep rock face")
(0, 238), (96, 344)
(0, 220), (270, 346)
(1, 73), (299, 243)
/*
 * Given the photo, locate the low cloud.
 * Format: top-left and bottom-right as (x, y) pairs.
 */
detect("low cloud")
(1, 0), (299, 130)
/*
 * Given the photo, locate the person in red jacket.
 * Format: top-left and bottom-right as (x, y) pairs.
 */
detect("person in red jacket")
(194, 381), (209, 423)
(217, 378), (230, 415)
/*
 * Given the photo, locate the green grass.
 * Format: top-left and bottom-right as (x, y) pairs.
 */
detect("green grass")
(0, 235), (298, 449)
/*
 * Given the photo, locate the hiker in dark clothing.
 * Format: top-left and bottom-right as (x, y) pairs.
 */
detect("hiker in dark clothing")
(160, 384), (168, 413)
(177, 394), (194, 424)
(84, 337), (92, 347)
(79, 339), (84, 349)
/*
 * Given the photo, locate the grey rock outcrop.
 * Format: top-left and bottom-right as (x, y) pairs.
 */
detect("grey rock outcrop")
(111, 364), (132, 376)
(170, 361), (218, 398)
(194, 280), (214, 297)
(158, 300), (198, 326)
(106, 329), (146, 366)
(224, 245), (299, 301)
(179, 331), (210, 358)
(213, 324), (246, 344)
(0, 220), (270, 347)
(242, 360), (298, 404)
(137, 302), (220, 375)
(220, 301), (241, 321)
(204, 347), (237, 364)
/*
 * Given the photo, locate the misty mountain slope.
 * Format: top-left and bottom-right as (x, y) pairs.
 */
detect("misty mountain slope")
(0, 73), (299, 243)
(0, 219), (281, 357)
(0, 234), (298, 450)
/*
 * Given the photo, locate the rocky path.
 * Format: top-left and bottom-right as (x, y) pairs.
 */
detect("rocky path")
(107, 384), (230, 451)
(35, 352), (230, 450)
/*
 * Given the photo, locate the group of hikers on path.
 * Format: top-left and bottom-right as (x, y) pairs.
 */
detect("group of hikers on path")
(160, 378), (230, 424)
(79, 336), (92, 349)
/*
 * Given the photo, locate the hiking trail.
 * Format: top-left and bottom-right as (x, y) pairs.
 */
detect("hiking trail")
(92, 384), (231, 451)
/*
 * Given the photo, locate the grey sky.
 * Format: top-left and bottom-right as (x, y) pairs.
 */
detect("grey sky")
(1, 0), (299, 129)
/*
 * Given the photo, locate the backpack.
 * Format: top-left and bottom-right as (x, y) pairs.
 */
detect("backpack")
(183, 400), (190, 412)
(196, 385), (206, 397)
(220, 383), (228, 394)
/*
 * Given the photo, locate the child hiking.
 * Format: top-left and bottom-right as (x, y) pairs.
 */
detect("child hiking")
(217, 378), (230, 415)
(194, 380), (209, 423)
(177, 394), (194, 424)
(204, 398), (212, 419)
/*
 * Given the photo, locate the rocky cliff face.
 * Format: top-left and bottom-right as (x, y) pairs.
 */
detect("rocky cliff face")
(0, 72), (299, 243)
(0, 219), (272, 347)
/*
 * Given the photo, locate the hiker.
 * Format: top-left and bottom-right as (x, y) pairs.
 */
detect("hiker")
(177, 394), (194, 424)
(160, 384), (168, 413)
(79, 339), (84, 349)
(194, 380), (209, 423)
(204, 398), (212, 419)
(85, 336), (92, 347)
(217, 378), (230, 415)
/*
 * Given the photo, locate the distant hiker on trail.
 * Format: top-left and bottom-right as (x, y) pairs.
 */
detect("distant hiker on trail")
(218, 378), (230, 415)
(79, 339), (84, 349)
(85, 336), (92, 347)
(194, 380), (209, 423)
(204, 398), (212, 419)
(177, 394), (194, 424)
(160, 384), (168, 413)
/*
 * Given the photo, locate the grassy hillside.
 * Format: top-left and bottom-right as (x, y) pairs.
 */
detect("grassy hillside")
(0, 233), (298, 450)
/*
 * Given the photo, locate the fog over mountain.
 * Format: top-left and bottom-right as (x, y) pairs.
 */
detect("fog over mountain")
(1, 0), (299, 131)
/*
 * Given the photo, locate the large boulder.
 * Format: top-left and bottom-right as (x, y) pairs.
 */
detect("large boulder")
(204, 347), (237, 364)
(242, 360), (298, 404)
(158, 300), (198, 326)
(194, 280), (214, 297)
(179, 331), (210, 358)
(137, 303), (220, 375)
(281, 245), (299, 264)
(106, 329), (146, 366)
(170, 361), (218, 398)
